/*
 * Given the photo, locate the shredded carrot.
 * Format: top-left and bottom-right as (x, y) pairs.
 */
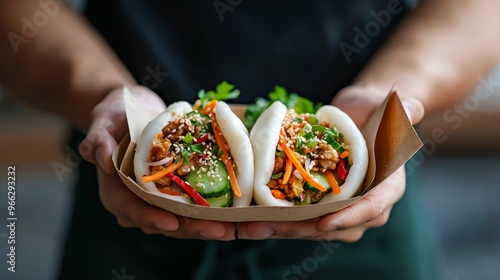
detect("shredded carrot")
(211, 114), (242, 198)
(142, 160), (183, 183)
(278, 130), (327, 192)
(324, 170), (342, 194)
(158, 188), (184, 196)
(340, 150), (349, 159)
(282, 157), (293, 184)
(271, 189), (287, 200)
(200, 100), (218, 115)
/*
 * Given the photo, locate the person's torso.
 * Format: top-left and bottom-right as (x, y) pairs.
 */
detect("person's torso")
(85, 0), (409, 104)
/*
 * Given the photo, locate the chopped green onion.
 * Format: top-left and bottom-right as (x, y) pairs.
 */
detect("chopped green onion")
(271, 172), (283, 179)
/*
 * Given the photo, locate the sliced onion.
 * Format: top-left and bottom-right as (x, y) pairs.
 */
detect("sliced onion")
(293, 169), (303, 180)
(304, 159), (311, 175)
(148, 156), (173, 167)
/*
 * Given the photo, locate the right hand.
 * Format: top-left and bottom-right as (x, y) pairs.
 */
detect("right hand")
(79, 86), (236, 240)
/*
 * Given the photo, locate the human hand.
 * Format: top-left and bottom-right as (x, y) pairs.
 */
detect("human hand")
(79, 86), (236, 240)
(238, 85), (424, 241)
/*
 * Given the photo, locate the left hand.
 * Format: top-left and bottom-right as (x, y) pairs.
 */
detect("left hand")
(238, 86), (425, 241)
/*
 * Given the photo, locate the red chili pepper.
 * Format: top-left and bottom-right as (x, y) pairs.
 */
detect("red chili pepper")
(164, 173), (210, 207)
(338, 158), (348, 181)
(193, 134), (209, 144)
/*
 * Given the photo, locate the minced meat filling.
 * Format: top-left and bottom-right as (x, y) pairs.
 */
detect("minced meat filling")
(268, 109), (348, 204)
(147, 111), (235, 193)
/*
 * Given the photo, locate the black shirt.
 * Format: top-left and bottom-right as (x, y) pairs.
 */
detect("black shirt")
(84, 0), (408, 105)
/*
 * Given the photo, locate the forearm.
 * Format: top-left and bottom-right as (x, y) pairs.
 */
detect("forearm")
(0, 1), (135, 129)
(353, 0), (500, 114)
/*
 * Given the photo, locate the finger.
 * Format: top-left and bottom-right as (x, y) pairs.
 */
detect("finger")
(238, 219), (320, 240)
(97, 168), (180, 231)
(331, 86), (386, 128)
(97, 168), (236, 240)
(401, 97), (425, 125)
(80, 123), (118, 173)
(177, 218), (235, 240)
(118, 219), (235, 240)
(79, 91), (128, 173)
(316, 167), (406, 232)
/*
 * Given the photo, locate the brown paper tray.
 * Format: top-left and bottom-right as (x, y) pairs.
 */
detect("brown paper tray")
(113, 90), (422, 222)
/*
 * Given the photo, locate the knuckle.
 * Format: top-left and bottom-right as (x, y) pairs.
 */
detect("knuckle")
(341, 230), (365, 243)
(78, 139), (94, 161)
(141, 227), (159, 235)
(274, 227), (298, 238)
(116, 218), (134, 228)
(337, 214), (358, 229)
(371, 211), (391, 229)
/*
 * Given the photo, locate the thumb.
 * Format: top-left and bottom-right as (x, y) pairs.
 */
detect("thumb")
(400, 97), (425, 126)
(80, 118), (125, 174)
(79, 89), (128, 174)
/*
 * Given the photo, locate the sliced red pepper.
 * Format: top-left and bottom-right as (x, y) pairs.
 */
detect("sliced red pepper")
(165, 173), (210, 207)
(158, 188), (184, 196)
(193, 134), (210, 144)
(338, 158), (348, 181)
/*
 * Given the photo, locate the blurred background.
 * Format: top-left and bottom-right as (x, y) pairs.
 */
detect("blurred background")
(1, 68), (500, 280)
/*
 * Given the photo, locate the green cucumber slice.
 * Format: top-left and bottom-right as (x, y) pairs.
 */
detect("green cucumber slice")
(205, 191), (233, 207)
(304, 171), (332, 193)
(184, 160), (230, 198)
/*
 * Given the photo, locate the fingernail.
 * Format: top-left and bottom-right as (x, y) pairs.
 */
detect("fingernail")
(401, 99), (413, 122)
(249, 226), (273, 239)
(155, 221), (176, 231)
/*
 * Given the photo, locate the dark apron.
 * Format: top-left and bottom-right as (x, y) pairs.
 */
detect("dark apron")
(59, 138), (439, 280)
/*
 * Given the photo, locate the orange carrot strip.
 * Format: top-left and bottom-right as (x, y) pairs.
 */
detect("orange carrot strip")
(278, 130), (327, 192)
(211, 114), (242, 197)
(158, 188), (184, 196)
(324, 170), (342, 195)
(282, 157), (293, 184)
(200, 100), (218, 115)
(271, 189), (287, 200)
(142, 161), (183, 183)
(340, 150), (349, 159)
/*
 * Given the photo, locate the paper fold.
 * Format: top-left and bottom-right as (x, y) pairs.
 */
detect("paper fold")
(112, 90), (422, 222)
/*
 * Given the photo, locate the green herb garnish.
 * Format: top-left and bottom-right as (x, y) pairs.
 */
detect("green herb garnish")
(198, 81), (240, 107)
(244, 85), (322, 129)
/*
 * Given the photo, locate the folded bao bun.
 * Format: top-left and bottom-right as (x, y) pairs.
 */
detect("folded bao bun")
(134, 101), (254, 207)
(250, 101), (368, 206)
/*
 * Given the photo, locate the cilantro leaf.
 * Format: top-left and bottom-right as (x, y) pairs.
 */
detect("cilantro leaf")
(182, 133), (193, 145)
(243, 97), (269, 129)
(198, 81), (240, 107)
(269, 86), (288, 103)
(243, 85), (322, 130)
(191, 144), (205, 154)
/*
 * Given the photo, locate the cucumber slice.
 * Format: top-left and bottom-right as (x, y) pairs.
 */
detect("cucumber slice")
(304, 171), (332, 193)
(205, 191), (233, 207)
(184, 160), (230, 198)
